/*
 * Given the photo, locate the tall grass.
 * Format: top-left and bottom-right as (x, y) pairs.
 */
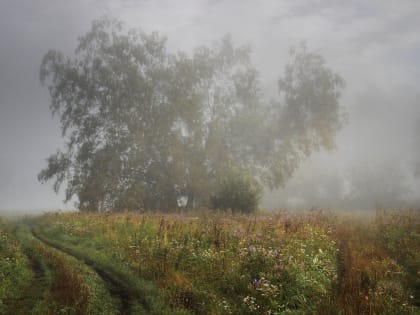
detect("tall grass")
(2, 209), (418, 314)
(37, 211), (338, 313)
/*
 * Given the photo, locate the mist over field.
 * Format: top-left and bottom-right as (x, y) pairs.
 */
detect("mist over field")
(1, 4), (419, 312)
(0, 0), (420, 212)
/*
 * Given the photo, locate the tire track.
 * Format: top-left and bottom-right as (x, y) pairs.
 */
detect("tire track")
(31, 228), (134, 315)
(6, 247), (51, 315)
(2, 225), (51, 314)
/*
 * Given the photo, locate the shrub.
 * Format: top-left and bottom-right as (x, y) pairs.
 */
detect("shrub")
(210, 165), (261, 213)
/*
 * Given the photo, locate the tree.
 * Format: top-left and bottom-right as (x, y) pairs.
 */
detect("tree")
(261, 43), (346, 188)
(39, 17), (345, 212)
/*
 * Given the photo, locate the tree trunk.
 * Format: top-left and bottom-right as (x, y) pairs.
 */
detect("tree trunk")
(186, 193), (195, 209)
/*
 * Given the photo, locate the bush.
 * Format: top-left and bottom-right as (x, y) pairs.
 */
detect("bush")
(210, 165), (261, 213)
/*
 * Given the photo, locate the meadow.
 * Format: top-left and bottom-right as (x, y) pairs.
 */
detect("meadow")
(0, 209), (418, 314)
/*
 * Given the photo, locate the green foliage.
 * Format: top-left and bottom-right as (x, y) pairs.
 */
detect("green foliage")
(39, 17), (345, 212)
(0, 219), (121, 314)
(210, 165), (261, 213)
(0, 222), (32, 313)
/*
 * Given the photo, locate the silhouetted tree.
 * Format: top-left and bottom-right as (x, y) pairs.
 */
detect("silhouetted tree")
(39, 17), (345, 212)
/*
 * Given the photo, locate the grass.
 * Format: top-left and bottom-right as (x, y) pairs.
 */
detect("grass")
(0, 218), (120, 314)
(0, 219), (32, 313)
(0, 209), (418, 314)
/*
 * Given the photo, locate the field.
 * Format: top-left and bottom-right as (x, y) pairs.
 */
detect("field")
(0, 209), (418, 314)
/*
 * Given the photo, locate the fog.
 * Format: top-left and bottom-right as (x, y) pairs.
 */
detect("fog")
(1, 0), (419, 212)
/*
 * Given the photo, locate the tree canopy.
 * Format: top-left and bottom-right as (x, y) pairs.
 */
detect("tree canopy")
(39, 17), (345, 212)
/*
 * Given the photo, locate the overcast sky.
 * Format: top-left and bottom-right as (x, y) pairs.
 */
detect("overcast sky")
(0, 0), (419, 211)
